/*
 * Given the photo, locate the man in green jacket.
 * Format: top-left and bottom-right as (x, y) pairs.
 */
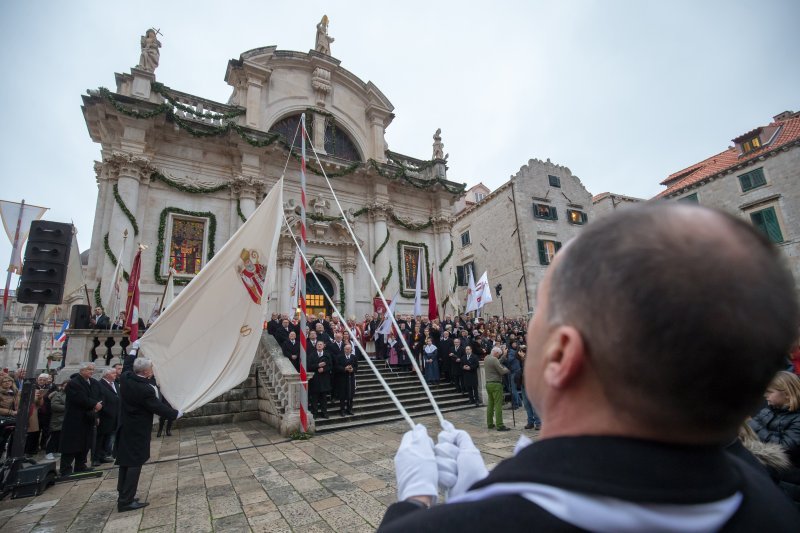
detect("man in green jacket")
(485, 346), (510, 431)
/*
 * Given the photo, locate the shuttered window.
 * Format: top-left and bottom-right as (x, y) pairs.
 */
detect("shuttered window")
(739, 168), (766, 192)
(750, 207), (784, 243)
(537, 240), (562, 265)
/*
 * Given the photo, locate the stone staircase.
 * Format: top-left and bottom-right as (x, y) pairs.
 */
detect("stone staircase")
(312, 360), (478, 432)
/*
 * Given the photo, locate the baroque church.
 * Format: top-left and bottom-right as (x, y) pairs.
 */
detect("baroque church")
(82, 19), (465, 321)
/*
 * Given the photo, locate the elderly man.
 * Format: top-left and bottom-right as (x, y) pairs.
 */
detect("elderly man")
(334, 343), (358, 416)
(281, 330), (301, 371)
(59, 362), (102, 477)
(379, 203), (800, 531)
(116, 357), (179, 512)
(94, 367), (120, 466)
(484, 346), (510, 431)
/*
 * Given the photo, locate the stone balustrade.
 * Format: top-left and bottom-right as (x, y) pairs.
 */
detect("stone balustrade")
(62, 329), (130, 375)
(160, 88), (243, 126)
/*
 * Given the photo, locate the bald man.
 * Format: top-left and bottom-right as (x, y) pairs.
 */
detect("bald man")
(380, 203), (800, 532)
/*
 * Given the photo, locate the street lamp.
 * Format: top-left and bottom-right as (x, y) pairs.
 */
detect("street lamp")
(495, 283), (504, 320)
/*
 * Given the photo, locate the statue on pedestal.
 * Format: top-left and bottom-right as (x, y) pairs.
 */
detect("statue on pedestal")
(432, 128), (445, 160)
(137, 28), (162, 72)
(315, 15), (334, 56)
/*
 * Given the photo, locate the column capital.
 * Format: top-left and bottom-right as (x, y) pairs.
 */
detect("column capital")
(104, 151), (154, 182)
(342, 258), (357, 273)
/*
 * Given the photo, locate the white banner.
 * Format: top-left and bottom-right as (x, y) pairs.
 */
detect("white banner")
(139, 179), (284, 413)
(0, 200), (48, 274)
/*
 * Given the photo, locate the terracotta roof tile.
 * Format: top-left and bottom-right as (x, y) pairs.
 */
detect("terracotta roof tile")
(656, 114), (800, 198)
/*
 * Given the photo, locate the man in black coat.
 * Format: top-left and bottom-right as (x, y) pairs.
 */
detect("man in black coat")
(308, 340), (332, 419)
(90, 306), (110, 329)
(379, 204), (800, 532)
(116, 357), (179, 512)
(461, 345), (480, 406)
(281, 331), (301, 371)
(449, 337), (465, 393)
(437, 330), (453, 383)
(273, 318), (294, 346)
(334, 343), (358, 416)
(59, 362), (102, 476)
(93, 367), (120, 466)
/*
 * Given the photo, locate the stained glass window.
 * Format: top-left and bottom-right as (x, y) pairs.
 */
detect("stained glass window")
(169, 217), (206, 275)
(402, 245), (427, 293)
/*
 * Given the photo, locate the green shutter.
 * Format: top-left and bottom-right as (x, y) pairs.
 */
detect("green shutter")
(752, 168), (766, 188)
(739, 174), (753, 192)
(537, 240), (548, 265)
(551, 207), (558, 221)
(555, 241), (562, 252)
(762, 208), (784, 243)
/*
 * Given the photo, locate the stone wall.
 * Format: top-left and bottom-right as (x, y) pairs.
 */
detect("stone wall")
(174, 365), (260, 428)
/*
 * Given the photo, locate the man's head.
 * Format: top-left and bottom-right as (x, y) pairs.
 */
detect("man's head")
(78, 362), (95, 380)
(289, 331), (296, 341)
(334, 332), (343, 342)
(315, 323), (324, 333)
(113, 363), (122, 376)
(94, 306), (104, 315)
(525, 203), (799, 444)
(490, 346), (502, 358)
(344, 343), (352, 355)
(282, 319), (289, 328)
(102, 367), (117, 381)
(133, 357), (154, 378)
(316, 340), (326, 352)
(465, 345), (472, 355)
(37, 373), (50, 386)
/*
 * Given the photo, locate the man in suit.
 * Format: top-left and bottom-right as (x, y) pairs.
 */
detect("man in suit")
(116, 357), (179, 512)
(437, 330), (454, 384)
(91, 306), (110, 329)
(334, 343), (358, 416)
(449, 337), (465, 394)
(59, 362), (102, 477)
(267, 312), (280, 337)
(281, 331), (301, 371)
(314, 322), (332, 346)
(274, 318), (293, 346)
(94, 367), (120, 466)
(308, 340), (332, 419)
(462, 345), (480, 406)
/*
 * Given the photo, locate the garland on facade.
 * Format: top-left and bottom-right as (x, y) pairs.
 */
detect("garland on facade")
(154, 207), (217, 285)
(379, 263), (393, 293)
(152, 82), (246, 120)
(372, 229), (390, 264)
(236, 198), (247, 223)
(307, 212), (343, 222)
(94, 282), (102, 307)
(99, 87), (170, 119)
(389, 212), (434, 231)
(151, 171), (230, 194)
(103, 233), (130, 281)
(289, 150), (361, 178)
(396, 240), (430, 298)
(439, 240), (454, 272)
(309, 256), (346, 315)
(368, 159), (466, 194)
(113, 184), (139, 236)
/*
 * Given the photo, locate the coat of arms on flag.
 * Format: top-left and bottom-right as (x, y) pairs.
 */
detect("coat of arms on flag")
(238, 248), (266, 304)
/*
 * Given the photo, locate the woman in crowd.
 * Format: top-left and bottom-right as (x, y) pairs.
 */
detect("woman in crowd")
(422, 337), (439, 385)
(0, 375), (18, 458)
(45, 382), (67, 460)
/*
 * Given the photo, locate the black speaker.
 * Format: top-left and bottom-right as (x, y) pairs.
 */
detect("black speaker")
(70, 304), (91, 329)
(17, 221), (73, 305)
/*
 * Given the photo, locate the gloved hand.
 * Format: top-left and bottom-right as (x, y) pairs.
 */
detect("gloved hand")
(435, 420), (488, 498)
(394, 424), (438, 503)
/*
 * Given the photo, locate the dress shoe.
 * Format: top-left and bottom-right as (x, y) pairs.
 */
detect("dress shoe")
(497, 426), (511, 432)
(339, 410), (346, 417)
(320, 413), (329, 419)
(524, 423), (535, 430)
(118, 501), (149, 513)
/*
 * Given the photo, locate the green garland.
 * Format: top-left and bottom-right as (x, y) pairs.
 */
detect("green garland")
(103, 233), (130, 281)
(289, 150), (361, 178)
(99, 87), (170, 119)
(151, 172), (229, 194)
(372, 229), (390, 264)
(236, 198), (247, 223)
(368, 159), (466, 195)
(396, 240), (430, 299)
(309, 256), (346, 315)
(154, 207), (217, 285)
(113, 184), (139, 236)
(439, 240), (454, 272)
(152, 82), (245, 120)
(379, 263), (393, 293)
(389, 212), (434, 231)
(94, 282), (102, 307)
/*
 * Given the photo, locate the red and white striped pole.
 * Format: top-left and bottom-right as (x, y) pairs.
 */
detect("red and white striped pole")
(298, 114), (309, 432)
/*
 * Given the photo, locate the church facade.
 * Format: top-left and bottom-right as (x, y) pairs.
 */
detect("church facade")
(81, 23), (465, 322)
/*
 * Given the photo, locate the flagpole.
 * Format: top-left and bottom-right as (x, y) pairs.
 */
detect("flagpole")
(0, 199), (25, 336)
(298, 113), (309, 433)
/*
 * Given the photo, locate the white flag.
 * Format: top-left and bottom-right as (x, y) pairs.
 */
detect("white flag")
(375, 290), (400, 337)
(413, 253), (424, 318)
(139, 178), (284, 413)
(465, 268), (477, 312)
(0, 200), (48, 274)
(285, 247), (300, 317)
(103, 237), (126, 313)
(63, 232), (86, 302)
(161, 268), (176, 313)
(473, 271), (493, 311)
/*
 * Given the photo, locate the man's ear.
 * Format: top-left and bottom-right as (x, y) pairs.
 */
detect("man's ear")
(543, 326), (586, 389)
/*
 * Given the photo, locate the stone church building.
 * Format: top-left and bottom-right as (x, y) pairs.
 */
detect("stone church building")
(81, 23), (465, 322)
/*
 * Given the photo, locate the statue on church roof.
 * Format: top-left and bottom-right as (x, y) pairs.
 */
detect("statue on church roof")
(315, 15), (335, 56)
(137, 28), (162, 72)
(432, 128), (445, 160)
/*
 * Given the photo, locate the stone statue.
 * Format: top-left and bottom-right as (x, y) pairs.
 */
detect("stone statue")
(137, 28), (161, 72)
(315, 15), (334, 55)
(432, 128), (445, 160)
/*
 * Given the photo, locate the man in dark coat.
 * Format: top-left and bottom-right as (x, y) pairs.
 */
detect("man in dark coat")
(308, 340), (332, 419)
(462, 345), (480, 405)
(334, 343), (358, 416)
(94, 367), (120, 466)
(281, 331), (301, 371)
(116, 357), (179, 512)
(59, 362), (102, 477)
(437, 330), (454, 383)
(273, 318), (293, 346)
(449, 337), (465, 393)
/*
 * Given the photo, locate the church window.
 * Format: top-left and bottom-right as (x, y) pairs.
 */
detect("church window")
(460, 231), (471, 247)
(537, 240), (562, 265)
(168, 216), (207, 276)
(738, 168), (766, 192)
(749, 206), (784, 244)
(324, 116), (361, 162)
(567, 210), (588, 225)
(548, 175), (561, 188)
(269, 115), (312, 146)
(533, 203), (558, 221)
(400, 244), (428, 294)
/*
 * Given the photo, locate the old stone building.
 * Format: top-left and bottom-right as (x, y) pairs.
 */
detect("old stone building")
(592, 192), (643, 219)
(81, 24), (465, 322)
(656, 110), (800, 289)
(0, 290), (67, 370)
(451, 158), (593, 318)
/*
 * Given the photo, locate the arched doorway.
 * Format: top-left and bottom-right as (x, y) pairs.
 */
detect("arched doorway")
(305, 273), (334, 316)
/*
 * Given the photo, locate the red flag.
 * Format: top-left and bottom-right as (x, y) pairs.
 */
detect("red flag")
(124, 248), (143, 341)
(428, 269), (439, 321)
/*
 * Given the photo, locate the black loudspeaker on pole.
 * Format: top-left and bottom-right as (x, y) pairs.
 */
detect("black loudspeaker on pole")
(17, 221), (73, 305)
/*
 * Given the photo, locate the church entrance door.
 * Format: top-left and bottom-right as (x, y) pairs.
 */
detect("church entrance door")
(305, 273), (334, 316)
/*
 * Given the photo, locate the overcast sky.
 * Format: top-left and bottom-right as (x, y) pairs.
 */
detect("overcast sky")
(0, 0), (798, 272)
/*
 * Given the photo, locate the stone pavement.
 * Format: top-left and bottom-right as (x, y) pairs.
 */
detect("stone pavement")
(0, 406), (537, 532)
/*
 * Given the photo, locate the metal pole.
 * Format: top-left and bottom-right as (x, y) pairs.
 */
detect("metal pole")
(298, 114), (309, 433)
(509, 181), (531, 315)
(9, 303), (46, 460)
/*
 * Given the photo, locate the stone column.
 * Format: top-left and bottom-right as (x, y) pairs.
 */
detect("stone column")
(312, 112), (326, 154)
(277, 250), (294, 318)
(343, 257), (356, 319)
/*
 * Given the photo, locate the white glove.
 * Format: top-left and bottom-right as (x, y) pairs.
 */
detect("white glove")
(435, 420), (488, 498)
(513, 435), (533, 456)
(176, 409), (183, 419)
(394, 424), (438, 503)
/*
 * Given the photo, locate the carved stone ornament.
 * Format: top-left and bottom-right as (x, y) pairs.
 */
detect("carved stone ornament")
(311, 67), (332, 106)
(147, 168), (228, 190)
(315, 15), (334, 56)
(432, 128), (445, 160)
(104, 152), (156, 181)
(231, 175), (265, 197)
